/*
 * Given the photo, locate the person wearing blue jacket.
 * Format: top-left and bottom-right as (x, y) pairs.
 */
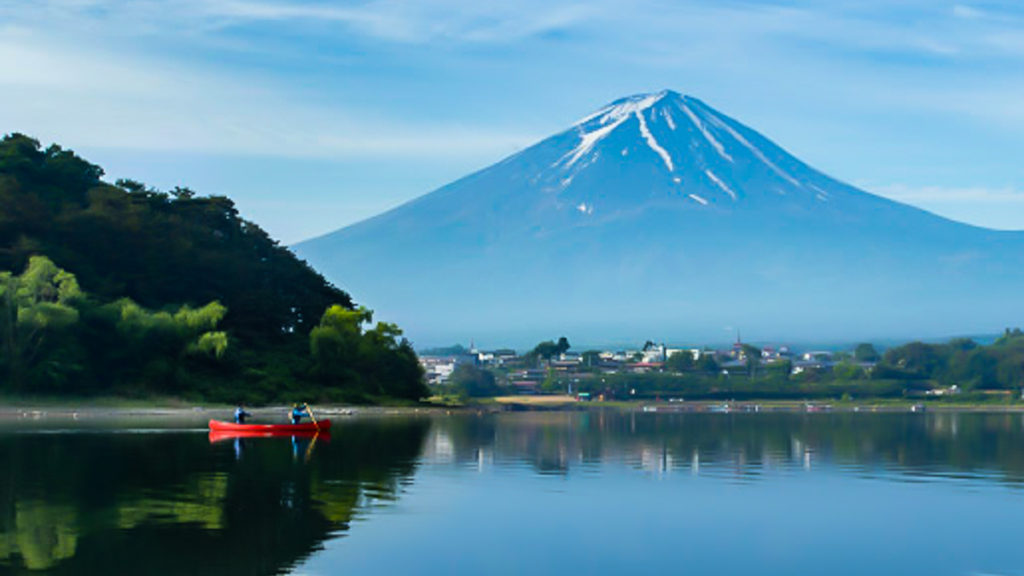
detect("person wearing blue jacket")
(290, 403), (310, 425)
(234, 404), (251, 424)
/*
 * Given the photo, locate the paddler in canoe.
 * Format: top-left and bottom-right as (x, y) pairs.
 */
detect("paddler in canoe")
(290, 403), (311, 425)
(234, 404), (252, 424)
(207, 402), (329, 436)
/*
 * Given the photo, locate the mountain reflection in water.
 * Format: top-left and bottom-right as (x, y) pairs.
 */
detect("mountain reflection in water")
(2, 411), (1024, 575)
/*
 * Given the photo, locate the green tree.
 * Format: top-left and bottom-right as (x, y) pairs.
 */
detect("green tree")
(956, 349), (998, 390)
(695, 354), (719, 373)
(191, 331), (228, 359)
(881, 342), (946, 379)
(853, 343), (880, 362)
(996, 328), (1024, 346)
(833, 361), (866, 381)
(741, 344), (761, 376)
(665, 351), (695, 373)
(581, 350), (602, 367)
(556, 336), (571, 355)
(106, 298), (229, 390)
(530, 336), (570, 361)
(310, 305), (373, 384)
(310, 305), (427, 400)
(0, 256), (83, 390)
(449, 364), (500, 398)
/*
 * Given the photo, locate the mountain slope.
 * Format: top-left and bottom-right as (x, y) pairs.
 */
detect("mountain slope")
(296, 91), (1024, 346)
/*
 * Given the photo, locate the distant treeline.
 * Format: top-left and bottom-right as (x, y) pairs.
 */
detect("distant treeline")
(0, 133), (427, 403)
(621, 332), (1024, 400)
(600, 333), (1024, 400)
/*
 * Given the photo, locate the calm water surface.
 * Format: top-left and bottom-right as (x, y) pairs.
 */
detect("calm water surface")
(2, 411), (1024, 575)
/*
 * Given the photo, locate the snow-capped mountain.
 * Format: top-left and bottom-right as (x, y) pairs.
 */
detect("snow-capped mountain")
(296, 90), (1024, 347)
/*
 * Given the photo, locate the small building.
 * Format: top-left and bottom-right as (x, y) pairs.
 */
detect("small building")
(420, 358), (457, 385)
(551, 359), (581, 372)
(642, 346), (666, 364)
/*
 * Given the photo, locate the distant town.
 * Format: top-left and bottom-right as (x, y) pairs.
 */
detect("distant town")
(413, 331), (1024, 403)
(422, 337), (875, 398)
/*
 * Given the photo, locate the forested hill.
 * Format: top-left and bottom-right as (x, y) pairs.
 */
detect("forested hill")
(0, 133), (427, 402)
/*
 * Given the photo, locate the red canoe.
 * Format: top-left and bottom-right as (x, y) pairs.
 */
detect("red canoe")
(208, 429), (330, 443)
(208, 419), (331, 434)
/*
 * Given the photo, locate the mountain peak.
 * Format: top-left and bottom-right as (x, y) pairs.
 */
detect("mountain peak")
(573, 89), (684, 127)
(563, 90), (736, 174)
(551, 89), (813, 209)
(296, 90), (1024, 346)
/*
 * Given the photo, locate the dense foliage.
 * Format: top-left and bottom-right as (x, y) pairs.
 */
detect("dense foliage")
(528, 336), (570, 362)
(447, 364), (502, 398)
(0, 134), (427, 402)
(0, 418), (430, 573)
(874, 331), (1024, 391)
(576, 333), (1024, 400)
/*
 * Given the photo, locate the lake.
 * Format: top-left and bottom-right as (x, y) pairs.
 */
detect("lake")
(2, 410), (1023, 575)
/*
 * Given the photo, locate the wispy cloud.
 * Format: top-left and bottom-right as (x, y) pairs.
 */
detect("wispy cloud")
(7, 0), (1023, 54)
(1, 0), (1023, 213)
(0, 0), (596, 45)
(0, 26), (537, 158)
(953, 4), (986, 20)
(203, 0), (596, 43)
(2, 0), (1023, 236)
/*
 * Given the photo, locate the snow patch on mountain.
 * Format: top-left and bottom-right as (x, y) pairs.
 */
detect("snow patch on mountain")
(703, 112), (800, 187)
(575, 91), (665, 126)
(663, 109), (676, 130)
(679, 102), (732, 163)
(562, 118), (627, 168)
(705, 169), (736, 200)
(636, 110), (674, 171)
(561, 92), (668, 169)
(810, 184), (830, 198)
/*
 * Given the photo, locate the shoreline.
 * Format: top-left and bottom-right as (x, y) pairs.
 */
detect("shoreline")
(2, 398), (1024, 424)
(0, 403), (449, 422)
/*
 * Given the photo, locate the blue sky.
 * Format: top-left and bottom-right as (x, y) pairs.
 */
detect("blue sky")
(1, 0), (1023, 243)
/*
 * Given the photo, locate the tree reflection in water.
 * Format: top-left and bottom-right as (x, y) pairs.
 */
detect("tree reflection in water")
(4, 411), (1024, 574)
(0, 418), (430, 575)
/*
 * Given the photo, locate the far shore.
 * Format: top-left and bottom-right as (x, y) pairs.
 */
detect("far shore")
(3, 396), (1024, 424)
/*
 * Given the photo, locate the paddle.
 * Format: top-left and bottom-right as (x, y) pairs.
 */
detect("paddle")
(306, 403), (320, 431)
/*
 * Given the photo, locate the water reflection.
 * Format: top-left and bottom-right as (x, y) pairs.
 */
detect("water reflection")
(3, 411), (1024, 574)
(0, 418), (430, 574)
(424, 411), (1024, 486)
